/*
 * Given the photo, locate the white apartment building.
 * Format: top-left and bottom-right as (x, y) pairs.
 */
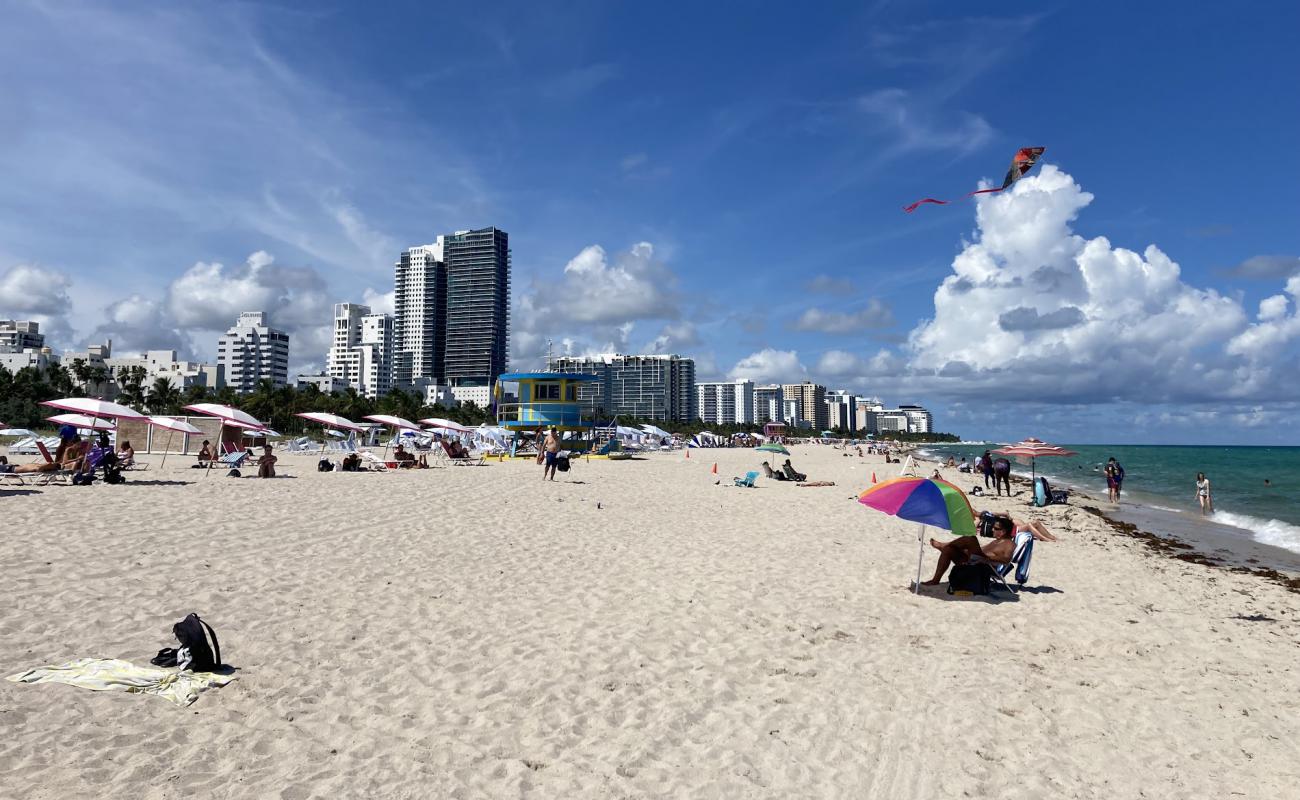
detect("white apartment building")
(855, 398), (884, 434)
(325, 303), (394, 399)
(549, 353), (696, 422)
(105, 350), (223, 391)
(899, 404), (933, 433)
(216, 311), (289, 394)
(393, 241), (446, 387)
(696, 379), (754, 425)
(753, 385), (784, 424)
(296, 373), (347, 393)
(0, 320), (56, 373)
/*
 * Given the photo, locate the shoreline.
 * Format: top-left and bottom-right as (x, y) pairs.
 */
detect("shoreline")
(913, 450), (1300, 592)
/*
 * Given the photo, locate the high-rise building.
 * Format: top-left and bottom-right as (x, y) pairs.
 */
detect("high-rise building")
(443, 227), (510, 386)
(216, 311), (289, 393)
(753, 385), (784, 424)
(393, 242), (447, 387)
(549, 353), (695, 422)
(326, 303), (394, 399)
(825, 389), (858, 433)
(781, 382), (828, 431)
(899, 404), (933, 433)
(697, 379), (754, 425)
(855, 398), (884, 434)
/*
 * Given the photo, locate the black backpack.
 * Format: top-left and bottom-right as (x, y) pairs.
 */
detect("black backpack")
(947, 563), (992, 595)
(151, 613), (222, 671)
(317, 458), (334, 472)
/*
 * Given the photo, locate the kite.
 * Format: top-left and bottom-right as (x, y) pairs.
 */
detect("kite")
(903, 147), (1045, 213)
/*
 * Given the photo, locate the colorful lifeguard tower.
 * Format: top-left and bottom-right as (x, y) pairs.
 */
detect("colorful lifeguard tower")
(495, 373), (598, 453)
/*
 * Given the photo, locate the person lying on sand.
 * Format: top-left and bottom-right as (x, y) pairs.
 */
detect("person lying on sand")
(1012, 517), (1057, 542)
(921, 518), (1017, 586)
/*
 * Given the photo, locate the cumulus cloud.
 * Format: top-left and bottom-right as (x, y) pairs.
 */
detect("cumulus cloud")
(511, 241), (684, 369)
(1224, 254), (1300, 279)
(907, 164), (1300, 403)
(642, 321), (700, 354)
(361, 287), (395, 315)
(792, 298), (895, 333)
(0, 263), (75, 344)
(728, 348), (805, 383)
(89, 294), (192, 356)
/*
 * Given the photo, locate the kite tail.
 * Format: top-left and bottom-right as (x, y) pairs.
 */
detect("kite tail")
(902, 198), (950, 213)
(965, 187), (1005, 198)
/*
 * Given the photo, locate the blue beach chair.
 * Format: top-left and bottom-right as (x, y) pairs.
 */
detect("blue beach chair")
(733, 471), (759, 488)
(993, 530), (1034, 590)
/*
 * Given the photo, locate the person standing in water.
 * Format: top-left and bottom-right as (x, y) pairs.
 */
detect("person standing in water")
(1195, 472), (1213, 515)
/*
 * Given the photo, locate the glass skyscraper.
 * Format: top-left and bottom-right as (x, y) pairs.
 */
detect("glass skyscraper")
(443, 227), (510, 386)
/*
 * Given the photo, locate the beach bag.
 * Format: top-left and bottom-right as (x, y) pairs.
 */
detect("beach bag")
(556, 455), (571, 472)
(947, 564), (991, 596)
(151, 613), (222, 672)
(317, 458), (334, 472)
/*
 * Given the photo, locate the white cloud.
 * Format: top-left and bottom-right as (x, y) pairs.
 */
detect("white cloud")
(642, 321), (699, 354)
(90, 294), (192, 356)
(906, 164), (1300, 403)
(805, 274), (855, 294)
(792, 298), (894, 333)
(0, 263), (75, 344)
(728, 349), (805, 383)
(857, 88), (993, 158)
(361, 287), (395, 315)
(1225, 254), (1300, 279)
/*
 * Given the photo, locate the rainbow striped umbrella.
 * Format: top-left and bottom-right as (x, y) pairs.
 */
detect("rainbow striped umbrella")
(859, 477), (977, 592)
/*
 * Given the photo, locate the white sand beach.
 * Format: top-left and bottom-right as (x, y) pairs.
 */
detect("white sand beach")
(2, 446), (1299, 799)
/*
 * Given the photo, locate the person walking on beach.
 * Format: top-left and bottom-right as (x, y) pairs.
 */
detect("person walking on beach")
(992, 457), (1011, 497)
(542, 427), (560, 481)
(1196, 472), (1213, 515)
(980, 450), (993, 489)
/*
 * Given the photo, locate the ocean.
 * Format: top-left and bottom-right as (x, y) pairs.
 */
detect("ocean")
(920, 443), (1300, 561)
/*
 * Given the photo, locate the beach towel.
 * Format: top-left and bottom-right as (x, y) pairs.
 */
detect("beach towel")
(6, 658), (235, 706)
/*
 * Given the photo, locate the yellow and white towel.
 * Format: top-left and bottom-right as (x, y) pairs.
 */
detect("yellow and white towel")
(7, 658), (235, 706)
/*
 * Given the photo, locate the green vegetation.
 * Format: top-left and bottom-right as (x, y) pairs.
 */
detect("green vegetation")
(0, 366), (494, 435)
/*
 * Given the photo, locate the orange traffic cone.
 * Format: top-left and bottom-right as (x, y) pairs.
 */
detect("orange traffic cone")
(871, 471), (877, 484)
(712, 463), (718, 474)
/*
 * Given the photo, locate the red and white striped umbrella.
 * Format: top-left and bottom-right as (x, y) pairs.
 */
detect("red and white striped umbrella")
(183, 403), (265, 430)
(993, 437), (1078, 481)
(41, 397), (146, 420)
(46, 413), (116, 431)
(296, 412), (364, 432)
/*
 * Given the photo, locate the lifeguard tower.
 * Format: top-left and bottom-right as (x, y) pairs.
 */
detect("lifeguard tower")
(496, 372), (598, 454)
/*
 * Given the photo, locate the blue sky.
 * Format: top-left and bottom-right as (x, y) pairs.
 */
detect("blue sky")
(2, 1), (1299, 444)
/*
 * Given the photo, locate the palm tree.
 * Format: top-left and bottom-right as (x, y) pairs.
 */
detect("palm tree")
(68, 358), (89, 392)
(87, 365), (108, 397)
(147, 378), (182, 414)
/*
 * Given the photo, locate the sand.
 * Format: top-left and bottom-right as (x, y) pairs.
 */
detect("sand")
(2, 445), (1299, 799)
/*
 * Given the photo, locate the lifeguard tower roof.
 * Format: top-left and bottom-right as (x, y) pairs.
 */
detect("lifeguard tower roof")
(498, 372), (599, 382)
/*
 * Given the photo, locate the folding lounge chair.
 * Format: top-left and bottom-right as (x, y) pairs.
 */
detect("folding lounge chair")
(359, 451), (391, 471)
(218, 450), (249, 471)
(440, 441), (484, 466)
(28, 441), (75, 485)
(733, 471), (759, 488)
(991, 530), (1034, 592)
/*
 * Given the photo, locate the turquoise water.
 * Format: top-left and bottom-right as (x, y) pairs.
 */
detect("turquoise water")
(922, 443), (1300, 555)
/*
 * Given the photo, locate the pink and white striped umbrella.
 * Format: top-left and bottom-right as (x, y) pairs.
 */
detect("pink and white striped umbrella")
(46, 413), (116, 431)
(182, 403), (265, 430)
(41, 397), (146, 420)
(147, 416), (205, 435)
(364, 414), (423, 432)
(420, 417), (471, 433)
(296, 412), (364, 432)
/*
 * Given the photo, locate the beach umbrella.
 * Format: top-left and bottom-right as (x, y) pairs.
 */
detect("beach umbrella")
(993, 437), (1078, 483)
(755, 442), (790, 455)
(182, 403), (265, 476)
(859, 477), (977, 594)
(295, 412), (364, 432)
(46, 413), (116, 432)
(41, 397), (146, 420)
(1, 428), (35, 438)
(147, 416), (203, 467)
(365, 414), (423, 458)
(421, 417), (471, 433)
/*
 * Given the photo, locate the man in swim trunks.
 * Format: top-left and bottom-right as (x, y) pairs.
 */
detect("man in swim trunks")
(921, 517), (1017, 585)
(542, 428), (560, 481)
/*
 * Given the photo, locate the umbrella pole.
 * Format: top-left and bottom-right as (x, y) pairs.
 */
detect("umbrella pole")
(205, 421), (223, 478)
(160, 429), (174, 469)
(915, 523), (926, 594)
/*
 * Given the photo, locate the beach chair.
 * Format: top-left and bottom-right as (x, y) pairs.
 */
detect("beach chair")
(990, 531), (1034, 592)
(218, 450), (249, 472)
(440, 440), (484, 466)
(359, 451), (391, 471)
(733, 471), (759, 487)
(29, 441), (75, 485)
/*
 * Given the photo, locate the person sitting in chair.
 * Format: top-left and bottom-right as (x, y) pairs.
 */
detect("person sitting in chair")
(340, 452), (362, 472)
(118, 440), (135, 468)
(394, 443), (415, 467)
(761, 461), (787, 481)
(781, 458), (806, 482)
(921, 518), (1017, 586)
